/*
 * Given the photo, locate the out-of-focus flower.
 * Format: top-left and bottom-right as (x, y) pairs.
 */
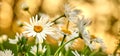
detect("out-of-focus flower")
(1, 34), (8, 41)
(76, 17), (94, 50)
(9, 33), (23, 44)
(0, 49), (14, 56)
(91, 35), (106, 51)
(23, 14), (54, 44)
(64, 4), (80, 23)
(72, 50), (80, 56)
(21, 2), (29, 11)
(56, 25), (79, 51)
(16, 20), (23, 27)
(30, 44), (46, 55)
(77, 17), (91, 33)
(65, 31), (79, 51)
(0, 34), (8, 44)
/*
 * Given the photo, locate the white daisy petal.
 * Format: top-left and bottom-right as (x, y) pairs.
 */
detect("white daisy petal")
(30, 18), (33, 26)
(24, 22), (32, 27)
(35, 15), (38, 23)
(27, 32), (35, 37)
(30, 44), (46, 55)
(72, 50), (80, 56)
(23, 14), (55, 44)
(9, 33), (24, 44)
(9, 39), (18, 44)
(0, 49), (14, 56)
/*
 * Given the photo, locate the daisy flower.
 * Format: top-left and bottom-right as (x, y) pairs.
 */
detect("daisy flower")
(1, 34), (8, 41)
(21, 2), (29, 11)
(9, 33), (23, 44)
(91, 35), (106, 51)
(23, 14), (54, 43)
(64, 4), (80, 23)
(65, 30), (79, 51)
(56, 24), (79, 51)
(0, 49), (14, 56)
(30, 44), (46, 55)
(76, 17), (94, 50)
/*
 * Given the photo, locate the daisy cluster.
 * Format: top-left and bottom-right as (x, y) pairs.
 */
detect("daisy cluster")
(0, 4), (109, 56)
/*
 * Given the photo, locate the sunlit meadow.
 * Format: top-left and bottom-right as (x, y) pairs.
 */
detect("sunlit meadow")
(0, 0), (120, 56)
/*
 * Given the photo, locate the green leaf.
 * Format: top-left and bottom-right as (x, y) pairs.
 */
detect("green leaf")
(46, 44), (51, 56)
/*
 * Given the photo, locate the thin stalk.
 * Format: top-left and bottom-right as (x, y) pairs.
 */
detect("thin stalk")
(60, 35), (66, 46)
(16, 45), (19, 55)
(54, 37), (79, 56)
(51, 14), (65, 23)
(46, 44), (51, 56)
(82, 46), (88, 54)
(89, 50), (98, 56)
(58, 34), (66, 56)
(66, 20), (69, 29)
(0, 44), (4, 51)
(36, 43), (39, 56)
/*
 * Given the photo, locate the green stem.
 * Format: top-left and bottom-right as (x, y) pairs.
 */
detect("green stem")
(65, 49), (70, 56)
(89, 50), (98, 56)
(60, 35), (66, 46)
(84, 47), (89, 55)
(54, 37), (79, 56)
(46, 44), (51, 56)
(58, 34), (66, 56)
(66, 20), (69, 29)
(51, 14), (65, 23)
(82, 46), (88, 54)
(0, 44), (4, 51)
(36, 43), (39, 56)
(16, 45), (19, 55)
(25, 52), (29, 56)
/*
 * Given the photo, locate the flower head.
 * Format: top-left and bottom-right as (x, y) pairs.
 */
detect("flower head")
(65, 31), (79, 51)
(91, 35), (106, 51)
(57, 25), (79, 51)
(0, 49), (14, 56)
(76, 17), (94, 50)
(0, 34), (8, 44)
(9, 33), (24, 44)
(23, 14), (54, 43)
(64, 4), (80, 23)
(1, 34), (8, 41)
(30, 44), (46, 55)
(21, 2), (29, 11)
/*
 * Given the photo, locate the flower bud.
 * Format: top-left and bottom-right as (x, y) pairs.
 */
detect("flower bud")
(21, 3), (29, 11)
(2, 34), (8, 41)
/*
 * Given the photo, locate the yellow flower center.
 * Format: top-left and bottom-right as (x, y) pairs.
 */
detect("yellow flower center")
(90, 35), (96, 39)
(61, 28), (71, 35)
(34, 25), (43, 33)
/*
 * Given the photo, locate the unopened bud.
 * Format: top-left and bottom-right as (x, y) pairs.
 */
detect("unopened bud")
(2, 34), (8, 41)
(16, 20), (23, 27)
(21, 3), (29, 11)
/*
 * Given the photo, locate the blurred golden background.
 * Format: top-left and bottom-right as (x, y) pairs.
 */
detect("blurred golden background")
(0, 0), (120, 54)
